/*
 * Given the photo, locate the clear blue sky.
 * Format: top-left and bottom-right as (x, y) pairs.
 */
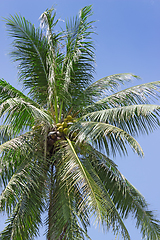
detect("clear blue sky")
(0, 0), (160, 239)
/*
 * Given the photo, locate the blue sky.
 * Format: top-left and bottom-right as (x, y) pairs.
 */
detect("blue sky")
(0, 0), (160, 239)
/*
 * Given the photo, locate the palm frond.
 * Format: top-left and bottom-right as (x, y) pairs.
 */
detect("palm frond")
(5, 14), (49, 105)
(55, 139), (132, 240)
(40, 8), (63, 115)
(0, 131), (33, 154)
(85, 80), (160, 111)
(0, 98), (52, 134)
(0, 131), (36, 188)
(0, 128), (47, 188)
(84, 73), (139, 103)
(0, 79), (37, 105)
(75, 121), (143, 157)
(0, 149), (23, 188)
(0, 158), (47, 240)
(0, 125), (14, 144)
(40, 7), (59, 43)
(56, 139), (113, 225)
(43, 147), (91, 240)
(0, 197), (42, 240)
(82, 158), (131, 240)
(62, 5), (95, 111)
(0, 134), (48, 239)
(47, 179), (91, 240)
(84, 144), (160, 240)
(82, 104), (160, 136)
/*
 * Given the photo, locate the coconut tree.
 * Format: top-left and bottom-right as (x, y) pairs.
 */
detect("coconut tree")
(0, 5), (160, 240)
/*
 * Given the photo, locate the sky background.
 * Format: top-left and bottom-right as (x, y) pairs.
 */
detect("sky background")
(0, 0), (160, 239)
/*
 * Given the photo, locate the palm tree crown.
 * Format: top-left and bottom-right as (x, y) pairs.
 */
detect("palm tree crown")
(0, 5), (160, 240)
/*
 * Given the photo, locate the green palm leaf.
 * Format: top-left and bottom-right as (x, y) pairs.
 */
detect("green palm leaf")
(0, 79), (37, 105)
(84, 73), (139, 102)
(83, 144), (160, 240)
(61, 139), (112, 214)
(40, 8), (65, 115)
(0, 135), (48, 240)
(46, 179), (91, 240)
(55, 139), (129, 240)
(0, 160), (47, 240)
(85, 80), (160, 111)
(82, 104), (160, 136)
(5, 14), (48, 105)
(62, 5), (95, 111)
(75, 121), (143, 157)
(80, 151), (131, 239)
(0, 98), (52, 134)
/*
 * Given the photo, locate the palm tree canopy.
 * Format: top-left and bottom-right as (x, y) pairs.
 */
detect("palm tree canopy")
(0, 5), (160, 240)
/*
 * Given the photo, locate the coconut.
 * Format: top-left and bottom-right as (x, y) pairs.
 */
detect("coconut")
(62, 122), (67, 128)
(63, 128), (68, 135)
(67, 115), (73, 121)
(56, 123), (62, 128)
(57, 126), (63, 132)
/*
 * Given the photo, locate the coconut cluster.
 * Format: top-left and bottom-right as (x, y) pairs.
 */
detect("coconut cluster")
(32, 115), (78, 156)
(47, 115), (77, 149)
(56, 115), (77, 135)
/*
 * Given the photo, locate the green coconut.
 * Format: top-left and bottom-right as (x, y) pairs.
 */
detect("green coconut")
(56, 123), (62, 128)
(57, 126), (63, 132)
(62, 122), (67, 128)
(67, 115), (73, 121)
(63, 128), (68, 135)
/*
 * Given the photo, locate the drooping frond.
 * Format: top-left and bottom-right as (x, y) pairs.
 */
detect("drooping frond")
(85, 80), (160, 111)
(0, 195), (42, 240)
(50, 139), (131, 240)
(56, 139), (112, 223)
(0, 155), (47, 240)
(0, 79), (38, 106)
(77, 149), (131, 239)
(83, 144), (160, 240)
(47, 176), (91, 240)
(44, 144), (91, 240)
(82, 104), (160, 136)
(84, 73), (139, 103)
(0, 131), (33, 154)
(0, 130), (49, 239)
(0, 98), (52, 134)
(0, 126), (48, 188)
(0, 131), (38, 188)
(75, 121), (143, 157)
(0, 125), (14, 145)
